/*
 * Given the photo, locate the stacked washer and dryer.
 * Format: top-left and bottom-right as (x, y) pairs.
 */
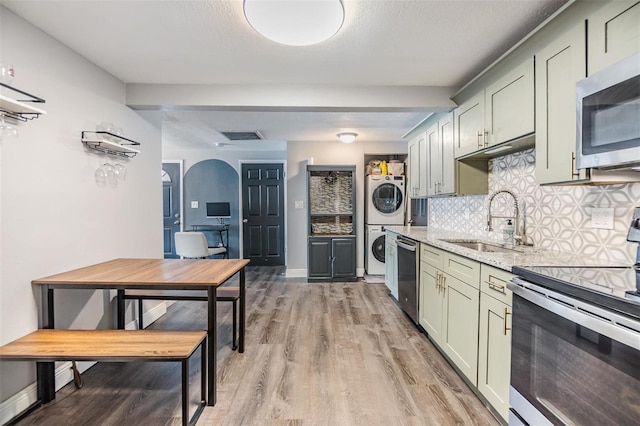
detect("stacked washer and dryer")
(365, 174), (406, 275)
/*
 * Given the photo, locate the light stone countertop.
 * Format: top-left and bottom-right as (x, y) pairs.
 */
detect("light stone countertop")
(385, 226), (627, 272)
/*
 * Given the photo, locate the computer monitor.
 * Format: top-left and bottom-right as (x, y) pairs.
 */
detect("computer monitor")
(206, 202), (231, 219)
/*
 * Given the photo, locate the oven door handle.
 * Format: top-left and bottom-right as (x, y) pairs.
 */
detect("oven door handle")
(508, 278), (640, 350)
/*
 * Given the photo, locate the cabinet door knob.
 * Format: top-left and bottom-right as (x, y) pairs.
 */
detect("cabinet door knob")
(242, 219), (248, 223)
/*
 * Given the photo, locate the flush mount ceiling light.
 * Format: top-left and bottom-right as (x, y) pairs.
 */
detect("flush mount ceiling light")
(337, 132), (357, 143)
(243, 0), (345, 46)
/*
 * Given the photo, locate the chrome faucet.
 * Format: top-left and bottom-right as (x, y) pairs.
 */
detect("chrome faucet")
(487, 189), (530, 245)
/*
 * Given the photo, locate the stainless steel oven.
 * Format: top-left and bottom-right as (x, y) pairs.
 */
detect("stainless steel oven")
(508, 277), (640, 425)
(576, 52), (640, 170)
(509, 208), (640, 425)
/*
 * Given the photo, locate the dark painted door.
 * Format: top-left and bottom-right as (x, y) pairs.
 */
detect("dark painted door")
(162, 163), (181, 258)
(242, 163), (285, 266)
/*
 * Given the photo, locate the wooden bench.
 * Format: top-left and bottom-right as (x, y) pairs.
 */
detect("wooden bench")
(0, 329), (207, 426)
(124, 286), (240, 350)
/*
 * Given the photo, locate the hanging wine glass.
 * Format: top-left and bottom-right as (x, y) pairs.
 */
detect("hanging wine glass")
(95, 167), (107, 186)
(102, 162), (118, 187)
(0, 62), (15, 85)
(114, 163), (127, 181)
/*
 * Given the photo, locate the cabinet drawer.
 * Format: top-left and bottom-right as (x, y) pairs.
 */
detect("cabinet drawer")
(480, 265), (513, 306)
(421, 244), (444, 269)
(443, 252), (480, 287)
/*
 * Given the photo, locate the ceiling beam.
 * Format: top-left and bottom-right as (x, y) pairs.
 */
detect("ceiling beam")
(125, 84), (457, 112)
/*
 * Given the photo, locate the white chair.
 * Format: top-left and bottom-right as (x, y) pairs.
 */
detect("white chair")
(174, 231), (227, 259)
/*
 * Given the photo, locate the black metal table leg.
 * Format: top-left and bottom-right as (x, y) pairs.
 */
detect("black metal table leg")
(117, 289), (125, 329)
(187, 339), (207, 426)
(37, 286), (55, 403)
(181, 359), (189, 426)
(207, 286), (217, 406)
(239, 268), (245, 353)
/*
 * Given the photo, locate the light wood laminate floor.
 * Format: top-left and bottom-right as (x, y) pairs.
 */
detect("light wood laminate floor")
(16, 266), (498, 425)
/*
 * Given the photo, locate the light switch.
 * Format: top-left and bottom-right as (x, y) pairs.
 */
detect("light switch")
(191, 201), (199, 209)
(295, 200), (304, 209)
(591, 207), (614, 229)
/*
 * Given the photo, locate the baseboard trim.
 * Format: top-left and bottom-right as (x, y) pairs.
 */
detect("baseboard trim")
(0, 302), (168, 425)
(285, 268), (307, 278)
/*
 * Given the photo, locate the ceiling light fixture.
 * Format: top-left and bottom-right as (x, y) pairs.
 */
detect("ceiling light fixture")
(243, 0), (345, 46)
(337, 132), (357, 143)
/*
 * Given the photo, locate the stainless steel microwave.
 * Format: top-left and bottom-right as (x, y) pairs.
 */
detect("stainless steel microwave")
(576, 52), (640, 170)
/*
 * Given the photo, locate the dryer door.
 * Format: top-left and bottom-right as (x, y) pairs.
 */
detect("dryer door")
(372, 183), (404, 214)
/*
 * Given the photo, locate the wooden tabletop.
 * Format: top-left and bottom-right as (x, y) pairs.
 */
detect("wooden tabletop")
(31, 258), (250, 289)
(0, 329), (207, 361)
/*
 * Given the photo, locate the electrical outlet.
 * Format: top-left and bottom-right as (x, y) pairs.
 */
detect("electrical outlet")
(191, 201), (199, 209)
(591, 207), (614, 229)
(295, 200), (304, 209)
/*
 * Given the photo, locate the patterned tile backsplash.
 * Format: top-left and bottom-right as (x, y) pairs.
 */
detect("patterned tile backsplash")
(429, 148), (640, 264)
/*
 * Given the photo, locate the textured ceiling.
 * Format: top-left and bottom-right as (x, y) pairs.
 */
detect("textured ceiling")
(3, 0), (569, 145)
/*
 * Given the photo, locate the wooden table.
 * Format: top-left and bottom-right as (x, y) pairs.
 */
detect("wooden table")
(31, 258), (250, 407)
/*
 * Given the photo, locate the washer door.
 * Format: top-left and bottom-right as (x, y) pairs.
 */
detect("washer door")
(372, 183), (403, 214)
(372, 234), (386, 263)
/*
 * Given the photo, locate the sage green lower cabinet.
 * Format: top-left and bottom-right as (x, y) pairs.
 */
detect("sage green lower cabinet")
(440, 273), (480, 386)
(418, 244), (514, 422)
(478, 265), (514, 423)
(418, 246), (480, 386)
(419, 262), (445, 344)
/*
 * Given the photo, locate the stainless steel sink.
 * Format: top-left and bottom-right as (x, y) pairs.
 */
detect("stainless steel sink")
(441, 239), (516, 253)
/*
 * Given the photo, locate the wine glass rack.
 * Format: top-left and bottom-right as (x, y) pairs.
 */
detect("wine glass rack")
(81, 131), (142, 158)
(0, 82), (46, 122)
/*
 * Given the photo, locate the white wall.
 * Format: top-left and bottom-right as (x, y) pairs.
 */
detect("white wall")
(286, 140), (407, 276)
(162, 144), (286, 174)
(0, 6), (162, 407)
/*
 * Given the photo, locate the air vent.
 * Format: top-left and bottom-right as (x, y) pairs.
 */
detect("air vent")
(221, 131), (264, 141)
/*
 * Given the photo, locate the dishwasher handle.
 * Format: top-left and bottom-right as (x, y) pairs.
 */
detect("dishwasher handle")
(397, 239), (417, 252)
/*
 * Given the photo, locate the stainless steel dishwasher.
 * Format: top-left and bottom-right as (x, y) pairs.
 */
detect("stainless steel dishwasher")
(396, 237), (419, 324)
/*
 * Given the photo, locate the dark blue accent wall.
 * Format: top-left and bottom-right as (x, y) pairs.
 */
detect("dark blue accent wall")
(184, 159), (240, 258)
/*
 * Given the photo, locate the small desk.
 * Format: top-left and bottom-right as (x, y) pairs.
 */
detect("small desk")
(31, 258), (249, 407)
(190, 224), (229, 258)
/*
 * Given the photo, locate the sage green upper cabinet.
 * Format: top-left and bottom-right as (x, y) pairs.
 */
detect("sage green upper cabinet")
(484, 57), (535, 148)
(588, 1), (640, 75)
(426, 122), (441, 196)
(427, 112), (455, 196)
(535, 22), (588, 184)
(408, 132), (428, 198)
(439, 113), (455, 195)
(454, 92), (484, 158)
(454, 58), (534, 158)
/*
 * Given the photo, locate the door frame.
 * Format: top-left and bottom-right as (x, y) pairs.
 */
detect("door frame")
(163, 159), (184, 233)
(238, 160), (287, 266)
